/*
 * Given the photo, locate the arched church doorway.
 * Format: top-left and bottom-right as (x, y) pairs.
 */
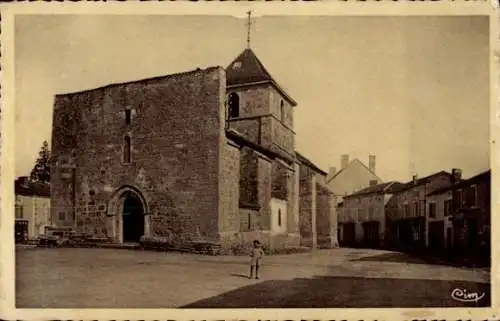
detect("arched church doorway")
(122, 192), (145, 243)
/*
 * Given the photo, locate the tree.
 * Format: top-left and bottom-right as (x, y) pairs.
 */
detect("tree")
(30, 140), (51, 183)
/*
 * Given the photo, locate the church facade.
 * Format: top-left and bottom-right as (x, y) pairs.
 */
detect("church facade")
(50, 48), (337, 251)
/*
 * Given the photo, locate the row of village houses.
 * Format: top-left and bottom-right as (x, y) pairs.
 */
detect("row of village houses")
(337, 167), (491, 258)
(14, 153), (491, 259)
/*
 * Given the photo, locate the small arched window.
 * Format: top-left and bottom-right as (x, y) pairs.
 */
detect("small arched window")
(228, 92), (240, 119)
(278, 209), (282, 227)
(280, 100), (285, 121)
(124, 136), (131, 163)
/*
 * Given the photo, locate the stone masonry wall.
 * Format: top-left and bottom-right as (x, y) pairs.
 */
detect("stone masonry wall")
(299, 165), (313, 246)
(316, 183), (337, 248)
(239, 207), (258, 232)
(51, 67), (226, 243)
(239, 147), (259, 206)
(286, 161), (301, 246)
(227, 84), (295, 158)
(299, 165), (318, 248)
(271, 118), (294, 153)
(316, 186), (330, 235)
(227, 85), (270, 146)
(218, 140), (241, 238)
(230, 118), (260, 143)
(257, 155), (272, 232)
(286, 162), (299, 238)
(271, 161), (288, 200)
(228, 85), (271, 117)
(50, 95), (79, 228)
(269, 88), (293, 128)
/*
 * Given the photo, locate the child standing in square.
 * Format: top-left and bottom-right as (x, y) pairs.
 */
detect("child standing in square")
(249, 240), (264, 279)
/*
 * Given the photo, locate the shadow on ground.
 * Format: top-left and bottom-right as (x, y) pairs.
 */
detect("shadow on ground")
(230, 273), (250, 279)
(350, 252), (435, 265)
(182, 275), (490, 308)
(351, 251), (490, 269)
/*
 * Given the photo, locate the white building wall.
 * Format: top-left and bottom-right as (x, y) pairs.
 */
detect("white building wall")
(16, 195), (51, 239)
(340, 194), (387, 244)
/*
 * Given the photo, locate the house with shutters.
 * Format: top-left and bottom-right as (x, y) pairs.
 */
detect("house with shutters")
(425, 185), (454, 252)
(425, 169), (490, 259)
(337, 181), (404, 248)
(384, 169), (461, 250)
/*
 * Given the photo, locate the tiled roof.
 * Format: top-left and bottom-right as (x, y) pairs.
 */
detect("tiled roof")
(426, 186), (453, 197)
(426, 169), (490, 196)
(15, 180), (50, 198)
(396, 170), (451, 193)
(226, 129), (295, 164)
(226, 48), (273, 86)
(457, 169), (490, 185)
(295, 151), (327, 176)
(345, 181), (404, 198)
(226, 48), (297, 106)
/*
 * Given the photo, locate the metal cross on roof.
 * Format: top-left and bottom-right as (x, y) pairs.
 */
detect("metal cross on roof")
(246, 10), (252, 48)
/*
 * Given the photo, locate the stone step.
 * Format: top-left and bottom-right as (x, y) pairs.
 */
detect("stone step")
(39, 241), (142, 250)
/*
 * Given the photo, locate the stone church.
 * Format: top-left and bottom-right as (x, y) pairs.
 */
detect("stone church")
(50, 47), (338, 251)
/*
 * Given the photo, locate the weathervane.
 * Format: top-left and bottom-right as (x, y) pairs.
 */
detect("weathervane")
(246, 10), (252, 48)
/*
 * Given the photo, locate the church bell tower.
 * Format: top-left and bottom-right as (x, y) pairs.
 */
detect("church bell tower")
(225, 11), (297, 159)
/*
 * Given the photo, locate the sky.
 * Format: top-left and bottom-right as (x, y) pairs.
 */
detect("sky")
(15, 14), (490, 182)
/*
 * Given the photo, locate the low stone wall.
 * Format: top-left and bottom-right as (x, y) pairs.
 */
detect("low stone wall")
(286, 233), (301, 247)
(317, 235), (339, 249)
(217, 231), (305, 255)
(36, 227), (314, 256)
(140, 236), (222, 255)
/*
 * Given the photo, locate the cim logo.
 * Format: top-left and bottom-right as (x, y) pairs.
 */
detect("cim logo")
(451, 288), (485, 303)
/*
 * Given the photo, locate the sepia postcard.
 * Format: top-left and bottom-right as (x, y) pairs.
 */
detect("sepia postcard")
(0, 1), (499, 320)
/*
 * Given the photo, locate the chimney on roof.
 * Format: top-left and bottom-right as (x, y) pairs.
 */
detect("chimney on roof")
(412, 174), (418, 184)
(341, 154), (349, 170)
(17, 176), (29, 186)
(369, 180), (378, 187)
(328, 166), (337, 180)
(369, 155), (376, 173)
(451, 168), (462, 184)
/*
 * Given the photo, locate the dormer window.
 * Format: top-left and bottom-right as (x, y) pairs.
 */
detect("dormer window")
(232, 61), (242, 70)
(228, 92), (240, 118)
